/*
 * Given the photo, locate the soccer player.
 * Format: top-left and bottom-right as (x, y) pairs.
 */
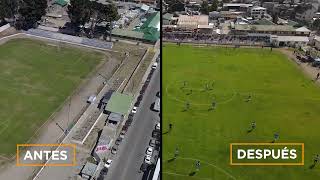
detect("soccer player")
(251, 121), (256, 130)
(181, 81), (187, 89)
(195, 160), (201, 171)
(246, 94), (252, 102)
(169, 123), (173, 130)
(314, 154), (319, 164)
(273, 132), (279, 143)
(211, 101), (216, 110)
(174, 147), (179, 158)
(185, 101), (190, 110)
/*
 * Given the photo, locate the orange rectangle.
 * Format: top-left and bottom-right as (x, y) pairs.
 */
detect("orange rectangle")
(230, 143), (304, 166)
(16, 144), (76, 166)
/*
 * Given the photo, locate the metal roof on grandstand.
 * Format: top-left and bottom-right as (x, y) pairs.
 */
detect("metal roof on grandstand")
(54, 0), (69, 6)
(25, 29), (113, 49)
(234, 24), (296, 32)
(112, 12), (160, 42)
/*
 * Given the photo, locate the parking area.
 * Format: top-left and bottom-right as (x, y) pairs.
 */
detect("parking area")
(102, 55), (160, 180)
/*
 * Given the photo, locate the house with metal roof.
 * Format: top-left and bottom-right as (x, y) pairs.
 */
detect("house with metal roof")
(108, 112), (124, 124)
(93, 126), (116, 161)
(104, 92), (134, 115)
(81, 162), (98, 179)
(112, 12), (160, 43)
(231, 24), (310, 36)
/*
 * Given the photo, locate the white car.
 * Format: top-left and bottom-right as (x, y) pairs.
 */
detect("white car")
(146, 146), (153, 155)
(144, 155), (152, 164)
(104, 159), (112, 168)
(152, 62), (158, 69)
(155, 123), (160, 130)
(132, 106), (137, 114)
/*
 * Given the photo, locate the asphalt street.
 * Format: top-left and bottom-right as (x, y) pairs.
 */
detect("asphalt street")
(105, 65), (160, 180)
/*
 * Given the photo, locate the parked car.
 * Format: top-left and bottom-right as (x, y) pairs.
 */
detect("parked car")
(111, 146), (118, 154)
(125, 119), (132, 126)
(156, 91), (160, 97)
(152, 62), (158, 69)
(104, 159), (112, 168)
(144, 155), (152, 164)
(140, 163), (149, 172)
(155, 123), (160, 131)
(120, 130), (126, 139)
(149, 139), (156, 147)
(115, 137), (122, 145)
(132, 106), (137, 114)
(146, 146), (153, 155)
(152, 130), (160, 139)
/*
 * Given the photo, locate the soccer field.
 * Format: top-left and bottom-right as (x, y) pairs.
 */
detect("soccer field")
(0, 39), (103, 157)
(163, 44), (320, 180)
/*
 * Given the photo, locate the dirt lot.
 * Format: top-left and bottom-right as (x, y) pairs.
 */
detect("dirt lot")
(277, 48), (320, 84)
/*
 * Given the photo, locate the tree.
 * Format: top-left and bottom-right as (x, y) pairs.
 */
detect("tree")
(167, 0), (185, 13)
(17, 0), (47, 29)
(272, 13), (279, 24)
(313, 19), (320, 32)
(67, 0), (91, 30)
(200, 1), (209, 15)
(102, 3), (119, 41)
(209, 0), (218, 12)
(88, 2), (119, 40)
(0, 0), (18, 23)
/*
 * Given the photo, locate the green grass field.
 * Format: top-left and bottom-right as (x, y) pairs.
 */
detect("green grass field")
(163, 44), (320, 180)
(0, 39), (104, 157)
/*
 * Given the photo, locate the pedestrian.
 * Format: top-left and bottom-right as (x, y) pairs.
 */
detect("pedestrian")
(316, 73), (320, 80)
(169, 123), (173, 130)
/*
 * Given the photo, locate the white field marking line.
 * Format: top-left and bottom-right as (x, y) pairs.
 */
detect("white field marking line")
(32, 113), (90, 180)
(0, 154), (11, 161)
(163, 156), (237, 180)
(165, 85), (236, 106)
(0, 124), (9, 136)
(163, 171), (212, 180)
(80, 112), (104, 144)
(0, 119), (9, 127)
(180, 157), (236, 180)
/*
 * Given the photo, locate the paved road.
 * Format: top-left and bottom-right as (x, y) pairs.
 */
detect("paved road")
(105, 66), (160, 180)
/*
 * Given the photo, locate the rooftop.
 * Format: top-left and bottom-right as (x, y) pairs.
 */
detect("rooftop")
(252, 6), (266, 10)
(295, 26), (311, 32)
(177, 15), (208, 28)
(81, 162), (97, 176)
(105, 92), (134, 115)
(273, 35), (309, 42)
(108, 112), (124, 122)
(223, 3), (253, 7)
(234, 24), (296, 32)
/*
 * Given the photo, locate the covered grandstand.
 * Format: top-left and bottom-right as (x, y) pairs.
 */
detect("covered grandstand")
(112, 12), (160, 43)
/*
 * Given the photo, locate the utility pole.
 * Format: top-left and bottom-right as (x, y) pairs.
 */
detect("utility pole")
(56, 122), (67, 135)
